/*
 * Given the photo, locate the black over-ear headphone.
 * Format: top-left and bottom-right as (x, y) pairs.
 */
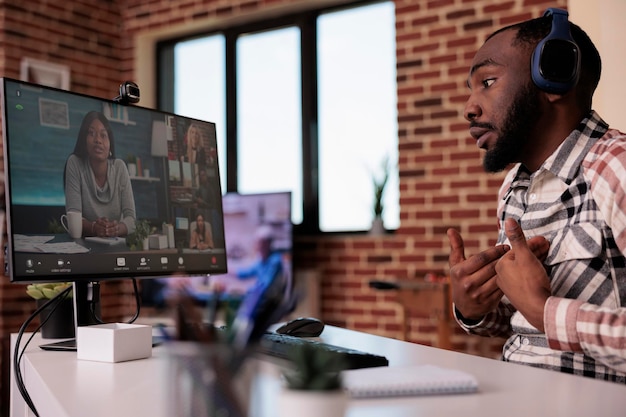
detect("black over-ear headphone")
(531, 8), (581, 94)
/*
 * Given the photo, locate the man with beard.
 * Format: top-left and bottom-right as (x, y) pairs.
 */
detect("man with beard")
(447, 9), (626, 382)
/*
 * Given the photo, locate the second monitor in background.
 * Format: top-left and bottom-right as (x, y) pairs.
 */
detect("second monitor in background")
(145, 191), (292, 308)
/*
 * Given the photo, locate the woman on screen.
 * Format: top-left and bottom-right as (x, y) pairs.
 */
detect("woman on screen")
(64, 111), (136, 237)
(185, 122), (202, 164)
(189, 213), (214, 250)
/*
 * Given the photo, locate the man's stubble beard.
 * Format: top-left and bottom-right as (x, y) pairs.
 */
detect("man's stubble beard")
(483, 84), (542, 173)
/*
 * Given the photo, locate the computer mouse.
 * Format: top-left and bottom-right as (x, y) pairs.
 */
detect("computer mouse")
(276, 317), (325, 337)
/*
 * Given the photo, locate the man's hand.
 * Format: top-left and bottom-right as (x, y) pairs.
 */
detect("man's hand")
(447, 228), (509, 320)
(495, 218), (551, 332)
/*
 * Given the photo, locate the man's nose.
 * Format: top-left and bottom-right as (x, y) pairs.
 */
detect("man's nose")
(464, 94), (481, 122)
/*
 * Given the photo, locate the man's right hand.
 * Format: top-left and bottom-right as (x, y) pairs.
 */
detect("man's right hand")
(447, 228), (509, 321)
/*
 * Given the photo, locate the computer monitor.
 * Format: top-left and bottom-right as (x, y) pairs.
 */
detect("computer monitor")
(144, 191), (293, 308)
(0, 78), (227, 325)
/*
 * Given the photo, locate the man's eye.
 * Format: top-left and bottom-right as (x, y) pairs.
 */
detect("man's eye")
(482, 78), (496, 88)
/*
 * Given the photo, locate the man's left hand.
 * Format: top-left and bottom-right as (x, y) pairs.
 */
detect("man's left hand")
(495, 218), (551, 332)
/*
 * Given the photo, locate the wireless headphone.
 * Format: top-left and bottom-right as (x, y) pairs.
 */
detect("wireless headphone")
(531, 8), (581, 94)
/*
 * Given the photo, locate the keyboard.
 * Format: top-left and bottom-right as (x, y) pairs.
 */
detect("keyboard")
(257, 332), (389, 370)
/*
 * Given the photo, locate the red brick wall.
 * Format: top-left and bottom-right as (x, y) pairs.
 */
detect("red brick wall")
(0, 0), (568, 412)
(0, 2), (135, 412)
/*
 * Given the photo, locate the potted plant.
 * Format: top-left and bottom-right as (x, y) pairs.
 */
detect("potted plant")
(26, 282), (75, 339)
(126, 219), (152, 250)
(47, 218), (65, 234)
(370, 155), (392, 235)
(279, 342), (348, 417)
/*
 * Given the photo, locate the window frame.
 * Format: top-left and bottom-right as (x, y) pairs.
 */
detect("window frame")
(156, 0), (393, 235)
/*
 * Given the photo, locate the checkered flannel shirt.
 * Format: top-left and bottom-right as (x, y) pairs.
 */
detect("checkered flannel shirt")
(456, 111), (626, 383)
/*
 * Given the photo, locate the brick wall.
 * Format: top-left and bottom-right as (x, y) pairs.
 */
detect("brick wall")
(0, 0), (567, 413)
(0, 2), (135, 413)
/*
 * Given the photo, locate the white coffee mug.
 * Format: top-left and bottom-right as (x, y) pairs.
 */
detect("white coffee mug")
(61, 211), (82, 239)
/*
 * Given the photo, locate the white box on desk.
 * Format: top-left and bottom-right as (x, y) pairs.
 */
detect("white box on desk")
(77, 323), (152, 363)
(149, 234), (168, 249)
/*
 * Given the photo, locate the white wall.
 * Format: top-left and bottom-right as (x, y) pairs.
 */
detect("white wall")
(570, 0), (626, 128)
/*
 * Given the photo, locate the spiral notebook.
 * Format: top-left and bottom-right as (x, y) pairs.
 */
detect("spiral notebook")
(342, 364), (478, 398)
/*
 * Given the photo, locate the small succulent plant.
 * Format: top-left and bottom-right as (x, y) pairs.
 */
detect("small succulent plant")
(26, 282), (73, 300)
(282, 342), (346, 391)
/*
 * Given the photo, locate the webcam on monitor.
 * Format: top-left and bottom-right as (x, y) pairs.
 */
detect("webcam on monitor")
(114, 81), (140, 104)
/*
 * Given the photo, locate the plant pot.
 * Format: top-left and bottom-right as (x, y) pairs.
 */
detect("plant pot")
(278, 388), (347, 417)
(37, 298), (75, 339)
(369, 216), (385, 236)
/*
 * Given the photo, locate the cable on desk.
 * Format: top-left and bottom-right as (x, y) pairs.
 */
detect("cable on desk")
(13, 286), (73, 417)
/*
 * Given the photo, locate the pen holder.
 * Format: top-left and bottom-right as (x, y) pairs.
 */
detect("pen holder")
(163, 341), (257, 417)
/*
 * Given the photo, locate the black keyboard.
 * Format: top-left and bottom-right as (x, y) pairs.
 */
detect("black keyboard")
(257, 332), (389, 370)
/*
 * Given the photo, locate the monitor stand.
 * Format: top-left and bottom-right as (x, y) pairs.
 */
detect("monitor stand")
(73, 281), (102, 327)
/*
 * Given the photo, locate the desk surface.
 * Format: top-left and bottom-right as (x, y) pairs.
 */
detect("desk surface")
(11, 325), (626, 417)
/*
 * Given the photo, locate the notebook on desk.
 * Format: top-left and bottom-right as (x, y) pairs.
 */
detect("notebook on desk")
(342, 364), (478, 398)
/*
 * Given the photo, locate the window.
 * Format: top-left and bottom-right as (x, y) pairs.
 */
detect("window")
(237, 28), (303, 224)
(317, 4), (398, 231)
(158, 1), (397, 233)
(172, 36), (226, 194)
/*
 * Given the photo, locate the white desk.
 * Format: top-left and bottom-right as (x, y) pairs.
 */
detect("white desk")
(11, 326), (626, 417)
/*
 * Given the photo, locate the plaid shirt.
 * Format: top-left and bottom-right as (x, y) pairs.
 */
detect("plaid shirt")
(456, 111), (626, 383)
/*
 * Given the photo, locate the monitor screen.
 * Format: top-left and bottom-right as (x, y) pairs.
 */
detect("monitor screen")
(1, 78), (227, 283)
(142, 191), (293, 307)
